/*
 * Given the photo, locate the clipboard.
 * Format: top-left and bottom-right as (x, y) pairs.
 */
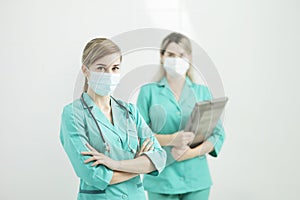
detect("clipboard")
(184, 97), (228, 148)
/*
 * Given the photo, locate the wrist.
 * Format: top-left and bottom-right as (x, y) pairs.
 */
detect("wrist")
(111, 160), (121, 171)
(191, 146), (201, 157)
(175, 146), (192, 161)
(196, 144), (205, 156)
(168, 132), (178, 146)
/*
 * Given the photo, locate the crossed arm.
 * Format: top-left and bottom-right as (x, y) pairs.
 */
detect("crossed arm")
(154, 132), (214, 162)
(81, 140), (156, 185)
(108, 156), (156, 185)
(110, 171), (138, 185)
(109, 133), (215, 184)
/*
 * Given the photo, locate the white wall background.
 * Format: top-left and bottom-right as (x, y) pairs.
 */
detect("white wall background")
(0, 0), (299, 199)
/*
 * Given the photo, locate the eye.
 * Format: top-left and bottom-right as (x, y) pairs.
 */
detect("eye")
(180, 53), (189, 59)
(96, 65), (106, 72)
(112, 66), (120, 71)
(166, 52), (176, 57)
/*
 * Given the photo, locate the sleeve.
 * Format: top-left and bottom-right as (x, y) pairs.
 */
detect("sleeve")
(206, 120), (226, 157)
(129, 103), (166, 176)
(136, 86), (151, 125)
(200, 85), (226, 157)
(60, 104), (113, 189)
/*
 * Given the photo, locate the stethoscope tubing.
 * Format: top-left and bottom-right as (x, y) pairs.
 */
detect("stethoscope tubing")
(80, 93), (137, 154)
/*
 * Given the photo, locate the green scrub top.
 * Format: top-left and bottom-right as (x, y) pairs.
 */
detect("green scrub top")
(137, 77), (225, 194)
(60, 93), (166, 200)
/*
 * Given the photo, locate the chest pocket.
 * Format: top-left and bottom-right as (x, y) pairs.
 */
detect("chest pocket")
(149, 104), (167, 133)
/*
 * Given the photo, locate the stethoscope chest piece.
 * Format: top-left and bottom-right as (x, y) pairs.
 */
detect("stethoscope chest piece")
(104, 142), (110, 153)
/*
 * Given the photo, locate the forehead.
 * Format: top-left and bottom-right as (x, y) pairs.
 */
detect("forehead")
(93, 53), (121, 65)
(165, 42), (186, 55)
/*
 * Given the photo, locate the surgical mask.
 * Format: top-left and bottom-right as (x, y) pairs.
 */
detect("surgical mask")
(87, 70), (120, 96)
(163, 57), (190, 77)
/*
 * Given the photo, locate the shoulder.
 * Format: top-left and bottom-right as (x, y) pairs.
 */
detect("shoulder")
(111, 97), (138, 120)
(190, 82), (212, 100)
(140, 82), (162, 92)
(115, 98), (137, 114)
(191, 82), (210, 92)
(61, 98), (84, 118)
(138, 82), (164, 101)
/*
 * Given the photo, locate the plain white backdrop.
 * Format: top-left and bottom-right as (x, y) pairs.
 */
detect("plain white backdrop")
(0, 0), (299, 199)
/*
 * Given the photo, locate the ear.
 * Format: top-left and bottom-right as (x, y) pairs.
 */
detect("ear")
(82, 65), (89, 77)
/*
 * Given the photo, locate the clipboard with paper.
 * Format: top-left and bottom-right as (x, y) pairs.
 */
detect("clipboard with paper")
(184, 97), (228, 148)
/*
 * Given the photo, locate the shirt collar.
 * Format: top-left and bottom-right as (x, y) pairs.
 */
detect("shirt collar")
(81, 93), (122, 133)
(81, 92), (96, 109)
(158, 76), (193, 87)
(81, 92), (126, 112)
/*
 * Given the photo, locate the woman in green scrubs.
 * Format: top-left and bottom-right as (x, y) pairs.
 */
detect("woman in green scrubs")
(60, 38), (166, 200)
(137, 32), (225, 200)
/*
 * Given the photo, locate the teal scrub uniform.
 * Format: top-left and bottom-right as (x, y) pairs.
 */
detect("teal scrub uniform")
(137, 77), (225, 199)
(60, 93), (166, 200)
(148, 187), (210, 200)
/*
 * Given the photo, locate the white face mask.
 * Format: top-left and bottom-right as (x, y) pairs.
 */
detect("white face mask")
(163, 57), (190, 77)
(87, 70), (120, 96)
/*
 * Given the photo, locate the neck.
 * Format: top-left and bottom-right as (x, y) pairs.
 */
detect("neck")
(87, 88), (111, 110)
(165, 75), (186, 101)
(166, 74), (186, 87)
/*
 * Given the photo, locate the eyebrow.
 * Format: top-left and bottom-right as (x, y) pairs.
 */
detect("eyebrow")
(95, 63), (120, 67)
(166, 52), (185, 56)
(95, 63), (107, 67)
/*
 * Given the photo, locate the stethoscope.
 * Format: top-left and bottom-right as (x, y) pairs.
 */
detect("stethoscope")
(80, 93), (138, 154)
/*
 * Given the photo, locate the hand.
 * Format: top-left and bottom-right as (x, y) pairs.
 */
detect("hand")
(169, 131), (195, 148)
(171, 146), (193, 162)
(81, 143), (119, 170)
(136, 138), (154, 157)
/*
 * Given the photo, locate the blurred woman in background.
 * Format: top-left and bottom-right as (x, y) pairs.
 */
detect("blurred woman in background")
(137, 32), (225, 200)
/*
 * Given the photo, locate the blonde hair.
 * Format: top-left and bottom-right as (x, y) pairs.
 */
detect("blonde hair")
(160, 32), (196, 82)
(82, 38), (121, 92)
